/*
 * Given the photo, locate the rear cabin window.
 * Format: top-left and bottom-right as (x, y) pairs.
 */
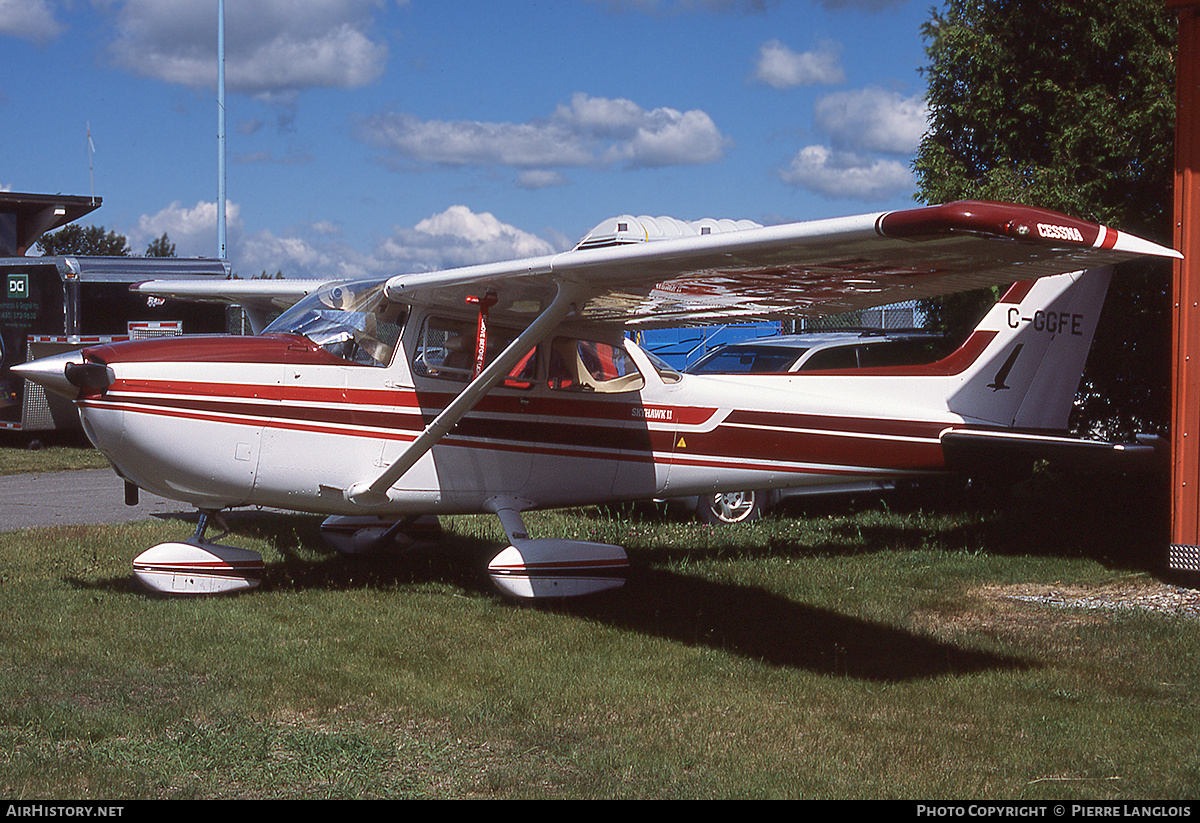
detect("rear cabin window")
(548, 338), (644, 393)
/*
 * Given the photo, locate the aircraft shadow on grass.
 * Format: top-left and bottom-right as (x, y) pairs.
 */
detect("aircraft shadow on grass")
(68, 508), (1033, 683)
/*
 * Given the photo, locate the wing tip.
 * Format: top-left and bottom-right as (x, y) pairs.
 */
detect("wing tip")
(879, 200), (1180, 260)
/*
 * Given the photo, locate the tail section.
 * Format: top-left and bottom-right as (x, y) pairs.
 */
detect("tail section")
(945, 267), (1112, 429)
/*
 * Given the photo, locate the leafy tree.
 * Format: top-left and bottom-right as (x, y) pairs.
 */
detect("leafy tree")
(913, 0), (1177, 438)
(145, 233), (176, 257)
(37, 224), (131, 257)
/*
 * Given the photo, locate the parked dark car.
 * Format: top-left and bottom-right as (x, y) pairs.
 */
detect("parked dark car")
(676, 329), (955, 524)
(685, 328), (951, 376)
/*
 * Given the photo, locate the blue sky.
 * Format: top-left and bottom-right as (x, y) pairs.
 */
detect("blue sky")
(1, 0), (935, 280)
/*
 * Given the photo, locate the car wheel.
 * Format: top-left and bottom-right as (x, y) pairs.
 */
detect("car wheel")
(697, 490), (762, 525)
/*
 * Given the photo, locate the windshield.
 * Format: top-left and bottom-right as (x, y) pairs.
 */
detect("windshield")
(264, 280), (406, 367)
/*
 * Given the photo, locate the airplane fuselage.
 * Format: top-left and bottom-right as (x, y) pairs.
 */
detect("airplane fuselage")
(70, 303), (956, 519)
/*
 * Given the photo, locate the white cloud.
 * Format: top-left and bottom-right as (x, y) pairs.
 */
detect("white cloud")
(0, 0), (64, 45)
(358, 92), (730, 173)
(142, 203), (556, 280)
(516, 170), (569, 190)
(131, 199), (241, 258)
(238, 229), (359, 279)
(813, 87), (928, 154)
(360, 113), (595, 169)
(553, 94), (649, 137)
(778, 87), (927, 202)
(753, 40), (845, 89)
(106, 0), (390, 97)
(607, 107), (729, 167)
(779, 145), (913, 202)
(405, 205), (558, 268)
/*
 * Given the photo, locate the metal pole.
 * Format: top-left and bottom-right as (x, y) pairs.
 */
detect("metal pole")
(217, 0), (227, 261)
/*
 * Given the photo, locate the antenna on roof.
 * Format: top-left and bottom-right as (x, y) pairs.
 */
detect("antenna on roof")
(217, 0), (227, 260)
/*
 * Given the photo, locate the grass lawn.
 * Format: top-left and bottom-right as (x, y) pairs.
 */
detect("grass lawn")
(0, 430), (111, 474)
(1, 461), (1197, 799)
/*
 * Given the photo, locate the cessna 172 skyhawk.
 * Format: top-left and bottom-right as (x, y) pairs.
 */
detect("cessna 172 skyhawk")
(12, 201), (1182, 598)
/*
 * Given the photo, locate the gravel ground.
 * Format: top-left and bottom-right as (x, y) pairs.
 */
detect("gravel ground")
(995, 580), (1200, 619)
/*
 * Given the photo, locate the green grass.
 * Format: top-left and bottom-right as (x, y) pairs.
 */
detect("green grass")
(0, 431), (111, 474)
(1, 467), (1198, 799)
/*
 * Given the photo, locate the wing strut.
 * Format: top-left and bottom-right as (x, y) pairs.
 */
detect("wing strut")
(345, 279), (585, 507)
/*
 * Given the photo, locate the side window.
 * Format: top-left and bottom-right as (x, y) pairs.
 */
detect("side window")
(411, 316), (538, 388)
(355, 303), (405, 367)
(548, 338), (645, 393)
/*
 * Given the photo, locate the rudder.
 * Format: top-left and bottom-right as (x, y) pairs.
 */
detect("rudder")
(946, 267), (1112, 429)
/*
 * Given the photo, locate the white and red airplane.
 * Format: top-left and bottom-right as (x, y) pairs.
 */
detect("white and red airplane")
(12, 201), (1181, 598)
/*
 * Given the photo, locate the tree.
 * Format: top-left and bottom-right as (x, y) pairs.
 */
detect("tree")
(913, 0), (1177, 438)
(145, 233), (176, 257)
(37, 224), (131, 257)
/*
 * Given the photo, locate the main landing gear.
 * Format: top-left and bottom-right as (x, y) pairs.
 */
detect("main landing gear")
(131, 509), (265, 595)
(128, 505), (630, 599)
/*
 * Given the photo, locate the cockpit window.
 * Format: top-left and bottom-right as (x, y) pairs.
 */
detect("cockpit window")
(797, 345), (860, 371)
(263, 281), (406, 367)
(411, 316), (538, 388)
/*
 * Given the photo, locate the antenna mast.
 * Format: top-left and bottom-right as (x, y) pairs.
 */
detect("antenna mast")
(217, 0), (227, 260)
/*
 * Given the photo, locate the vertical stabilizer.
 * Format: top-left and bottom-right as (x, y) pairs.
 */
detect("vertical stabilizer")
(946, 267), (1112, 429)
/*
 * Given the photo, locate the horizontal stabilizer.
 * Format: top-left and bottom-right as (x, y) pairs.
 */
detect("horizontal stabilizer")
(940, 429), (1166, 473)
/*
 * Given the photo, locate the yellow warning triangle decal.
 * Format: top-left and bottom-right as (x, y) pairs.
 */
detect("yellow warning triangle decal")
(677, 437), (687, 449)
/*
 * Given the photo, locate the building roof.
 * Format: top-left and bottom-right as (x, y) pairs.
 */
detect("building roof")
(0, 192), (102, 257)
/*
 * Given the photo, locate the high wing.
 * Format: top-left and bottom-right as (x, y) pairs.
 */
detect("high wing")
(134, 278), (331, 333)
(353, 201), (1178, 505)
(133, 202), (1179, 330)
(383, 201), (1181, 327)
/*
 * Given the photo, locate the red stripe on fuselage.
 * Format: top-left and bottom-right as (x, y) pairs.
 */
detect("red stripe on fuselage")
(89, 375), (947, 475)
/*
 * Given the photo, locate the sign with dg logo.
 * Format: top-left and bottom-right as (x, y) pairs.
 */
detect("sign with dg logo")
(6, 273), (28, 300)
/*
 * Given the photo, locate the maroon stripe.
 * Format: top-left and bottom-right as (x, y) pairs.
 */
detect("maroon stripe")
(85, 334), (347, 366)
(679, 425), (944, 470)
(722, 409), (947, 439)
